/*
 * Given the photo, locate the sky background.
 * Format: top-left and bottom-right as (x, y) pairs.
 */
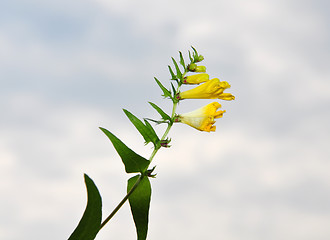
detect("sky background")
(1, 0), (330, 239)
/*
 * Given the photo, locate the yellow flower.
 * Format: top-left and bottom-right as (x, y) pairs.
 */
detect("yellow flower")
(178, 78), (235, 100)
(183, 73), (209, 84)
(175, 102), (225, 132)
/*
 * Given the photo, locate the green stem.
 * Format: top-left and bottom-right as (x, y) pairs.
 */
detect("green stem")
(99, 174), (144, 230)
(99, 69), (187, 231)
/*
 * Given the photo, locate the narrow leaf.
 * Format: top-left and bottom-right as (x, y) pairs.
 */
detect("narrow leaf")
(100, 127), (149, 173)
(143, 119), (161, 149)
(179, 51), (186, 70)
(68, 174), (102, 240)
(148, 102), (171, 121)
(154, 77), (172, 99)
(168, 65), (176, 80)
(144, 119), (158, 139)
(171, 57), (182, 79)
(171, 83), (177, 97)
(144, 118), (167, 125)
(188, 50), (193, 62)
(128, 175), (152, 240)
(123, 109), (159, 146)
(191, 46), (198, 56)
(191, 46), (199, 62)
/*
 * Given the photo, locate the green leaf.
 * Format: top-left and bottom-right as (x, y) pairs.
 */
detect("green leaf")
(168, 65), (177, 80)
(68, 174), (102, 240)
(179, 51), (186, 70)
(191, 46), (198, 56)
(100, 127), (149, 173)
(128, 175), (152, 240)
(188, 50), (193, 62)
(154, 77), (172, 99)
(144, 118), (168, 125)
(171, 83), (177, 97)
(148, 102), (171, 121)
(123, 109), (159, 146)
(143, 119), (157, 139)
(171, 57), (182, 79)
(191, 46), (199, 62)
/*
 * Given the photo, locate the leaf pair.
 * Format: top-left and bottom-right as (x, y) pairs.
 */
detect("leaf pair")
(100, 127), (152, 240)
(68, 174), (151, 240)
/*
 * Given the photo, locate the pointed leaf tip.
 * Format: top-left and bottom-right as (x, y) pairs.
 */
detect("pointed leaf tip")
(128, 175), (152, 240)
(154, 77), (172, 99)
(123, 109), (159, 147)
(148, 102), (171, 122)
(100, 127), (149, 173)
(68, 174), (102, 240)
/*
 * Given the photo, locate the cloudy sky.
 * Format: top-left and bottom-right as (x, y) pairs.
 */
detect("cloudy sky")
(1, 0), (330, 239)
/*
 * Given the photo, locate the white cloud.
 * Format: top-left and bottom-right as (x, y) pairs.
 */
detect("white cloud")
(1, 0), (330, 239)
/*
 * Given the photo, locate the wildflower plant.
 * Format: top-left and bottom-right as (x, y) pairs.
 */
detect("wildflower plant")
(68, 47), (235, 240)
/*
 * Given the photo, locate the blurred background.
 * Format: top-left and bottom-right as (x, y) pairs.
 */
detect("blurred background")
(1, 0), (330, 239)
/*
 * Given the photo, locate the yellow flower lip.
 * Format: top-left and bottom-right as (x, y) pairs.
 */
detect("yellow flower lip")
(176, 102), (225, 132)
(178, 78), (235, 100)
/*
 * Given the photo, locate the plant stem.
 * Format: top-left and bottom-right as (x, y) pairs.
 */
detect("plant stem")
(99, 103), (177, 232)
(99, 70), (186, 231)
(99, 174), (144, 230)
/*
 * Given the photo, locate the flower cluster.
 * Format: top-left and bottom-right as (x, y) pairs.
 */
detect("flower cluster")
(173, 51), (235, 132)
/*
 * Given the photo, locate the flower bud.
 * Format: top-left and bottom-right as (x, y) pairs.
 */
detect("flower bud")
(194, 66), (206, 72)
(188, 63), (197, 71)
(183, 73), (209, 84)
(196, 55), (204, 62)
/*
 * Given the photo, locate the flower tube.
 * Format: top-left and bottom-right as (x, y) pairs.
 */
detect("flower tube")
(178, 78), (235, 100)
(175, 102), (225, 132)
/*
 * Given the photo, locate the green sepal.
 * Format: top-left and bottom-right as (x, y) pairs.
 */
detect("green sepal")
(123, 109), (159, 147)
(68, 174), (102, 240)
(148, 102), (171, 122)
(99, 127), (149, 173)
(154, 77), (172, 99)
(128, 175), (152, 240)
(171, 57), (182, 80)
